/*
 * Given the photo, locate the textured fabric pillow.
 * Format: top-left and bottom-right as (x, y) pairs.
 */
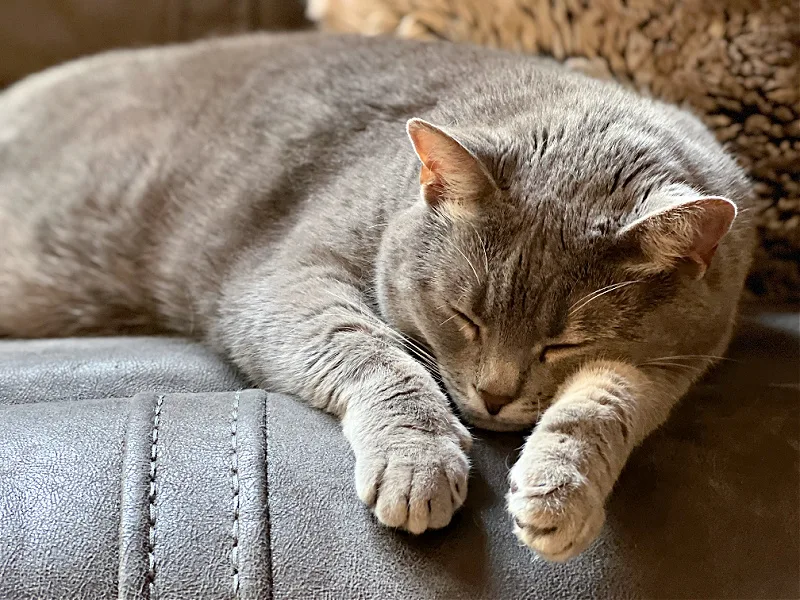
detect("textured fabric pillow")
(310, 0), (800, 301)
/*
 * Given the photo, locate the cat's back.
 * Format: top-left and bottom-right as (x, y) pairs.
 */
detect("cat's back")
(0, 31), (570, 161)
(0, 32), (753, 338)
(0, 32), (535, 218)
(0, 33), (330, 335)
(1, 32), (541, 336)
(0, 34), (317, 179)
(0, 31), (565, 281)
(0, 34), (421, 250)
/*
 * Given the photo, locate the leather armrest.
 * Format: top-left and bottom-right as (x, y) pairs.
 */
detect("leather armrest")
(0, 390), (270, 600)
(0, 0), (308, 87)
(0, 337), (246, 404)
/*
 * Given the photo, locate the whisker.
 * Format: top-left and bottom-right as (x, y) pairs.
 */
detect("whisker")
(448, 239), (481, 285)
(383, 329), (437, 361)
(643, 354), (739, 363)
(569, 281), (630, 311)
(388, 338), (440, 372)
(638, 361), (704, 372)
(402, 346), (439, 371)
(379, 329), (440, 371)
(317, 288), (445, 375)
(466, 220), (490, 274)
(504, 454), (513, 472)
(440, 313), (459, 327)
(569, 280), (641, 316)
(393, 329), (436, 359)
(319, 289), (438, 367)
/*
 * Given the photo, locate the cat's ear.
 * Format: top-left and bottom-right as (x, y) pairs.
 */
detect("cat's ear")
(406, 118), (495, 210)
(619, 195), (737, 279)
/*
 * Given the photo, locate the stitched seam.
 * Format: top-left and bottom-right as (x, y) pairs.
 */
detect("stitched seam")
(264, 395), (273, 600)
(146, 394), (165, 600)
(231, 391), (241, 599)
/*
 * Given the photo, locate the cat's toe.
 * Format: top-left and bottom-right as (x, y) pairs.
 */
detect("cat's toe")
(450, 418), (473, 452)
(507, 439), (606, 561)
(406, 468), (454, 533)
(428, 470), (460, 528)
(355, 431), (469, 534)
(509, 494), (605, 561)
(355, 455), (386, 508)
(373, 461), (414, 528)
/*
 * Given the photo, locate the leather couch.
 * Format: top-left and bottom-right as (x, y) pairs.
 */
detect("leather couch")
(0, 0), (308, 88)
(1, 308), (798, 599)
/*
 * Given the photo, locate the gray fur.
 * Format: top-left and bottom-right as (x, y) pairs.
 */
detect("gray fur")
(0, 32), (755, 559)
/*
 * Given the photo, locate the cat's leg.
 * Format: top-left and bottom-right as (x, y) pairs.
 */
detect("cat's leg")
(507, 360), (691, 561)
(213, 270), (472, 534)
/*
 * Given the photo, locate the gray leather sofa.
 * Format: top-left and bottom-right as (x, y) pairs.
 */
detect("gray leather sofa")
(1, 308), (798, 599)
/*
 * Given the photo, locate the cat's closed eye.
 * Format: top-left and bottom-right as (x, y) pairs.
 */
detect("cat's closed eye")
(449, 306), (481, 339)
(538, 343), (586, 363)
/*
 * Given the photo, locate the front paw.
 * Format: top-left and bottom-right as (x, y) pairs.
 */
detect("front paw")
(507, 432), (606, 561)
(352, 414), (472, 534)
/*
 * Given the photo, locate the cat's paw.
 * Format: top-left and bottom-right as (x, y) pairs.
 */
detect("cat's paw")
(353, 415), (472, 534)
(507, 432), (606, 561)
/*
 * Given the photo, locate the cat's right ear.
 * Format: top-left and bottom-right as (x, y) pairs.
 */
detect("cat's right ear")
(618, 195), (738, 279)
(406, 118), (495, 210)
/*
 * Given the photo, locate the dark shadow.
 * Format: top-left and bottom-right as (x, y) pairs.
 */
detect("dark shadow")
(610, 314), (800, 599)
(399, 430), (524, 594)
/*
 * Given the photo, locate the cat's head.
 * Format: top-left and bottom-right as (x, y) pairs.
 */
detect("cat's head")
(378, 104), (751, 432)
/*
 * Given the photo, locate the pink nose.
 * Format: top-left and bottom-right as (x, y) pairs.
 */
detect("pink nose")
(477, 388), (515, 416)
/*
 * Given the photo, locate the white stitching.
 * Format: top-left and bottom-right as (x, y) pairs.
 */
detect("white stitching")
(231, 391), (241, 598)
(146, 394), (164, 599)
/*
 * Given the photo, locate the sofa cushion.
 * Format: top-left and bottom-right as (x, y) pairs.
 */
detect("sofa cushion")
(0, 396), (128, 598)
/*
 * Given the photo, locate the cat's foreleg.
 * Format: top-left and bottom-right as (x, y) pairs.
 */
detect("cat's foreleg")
(215, 272), (472, 534)
(506, 360), (690, 560)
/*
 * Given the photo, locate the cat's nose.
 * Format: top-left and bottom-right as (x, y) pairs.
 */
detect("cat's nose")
(477, 387), (515, 416)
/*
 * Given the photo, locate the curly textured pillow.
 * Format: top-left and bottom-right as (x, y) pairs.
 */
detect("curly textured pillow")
(310, 0), (800, 301)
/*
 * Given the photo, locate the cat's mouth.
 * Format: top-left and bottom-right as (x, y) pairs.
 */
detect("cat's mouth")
(453, 390), (537, 432)
(439, 372), (538, 432)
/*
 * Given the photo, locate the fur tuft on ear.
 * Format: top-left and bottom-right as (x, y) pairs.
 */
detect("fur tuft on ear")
(619, 194), (737, 279)
(406, 118), (495, 210)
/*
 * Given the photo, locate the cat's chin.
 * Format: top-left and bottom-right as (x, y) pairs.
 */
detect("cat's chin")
(457, 409), (533, 433)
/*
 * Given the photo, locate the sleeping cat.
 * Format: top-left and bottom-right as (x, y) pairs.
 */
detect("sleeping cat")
(0, 32), (754, 561)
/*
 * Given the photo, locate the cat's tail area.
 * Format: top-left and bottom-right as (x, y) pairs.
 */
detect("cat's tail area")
(0, 265), (163, 338)
(0, 299), (164, 338)
(0, 214), (168, 338)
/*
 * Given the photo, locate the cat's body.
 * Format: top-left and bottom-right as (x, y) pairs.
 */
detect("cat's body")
(0, 33), (754, 560)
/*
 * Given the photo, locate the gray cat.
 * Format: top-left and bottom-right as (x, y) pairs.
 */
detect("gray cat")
(0, 32), (754, 561)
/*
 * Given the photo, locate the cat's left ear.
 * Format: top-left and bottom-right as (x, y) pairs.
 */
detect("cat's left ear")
(406, 118), (496, 210)
(618, 195), (737, 279)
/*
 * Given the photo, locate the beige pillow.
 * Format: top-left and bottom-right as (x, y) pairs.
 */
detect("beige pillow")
(311, 0), (799, 301)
